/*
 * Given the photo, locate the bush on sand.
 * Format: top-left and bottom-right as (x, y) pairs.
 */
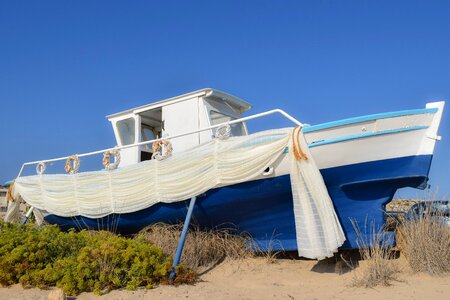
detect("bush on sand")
(0, 221), (182, 296)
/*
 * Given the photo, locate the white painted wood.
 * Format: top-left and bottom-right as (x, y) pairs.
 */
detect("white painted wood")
(109, 89), (252, 163)
(259, 126), (434, 180)
(198, 97), (212, 144)
(310, 128), (429, 169)
(250, 102), (445, 179)
(304, 113), (434, 145)
(107, 88), (251, 119)
(421, 101), (445, 155)
(162, 97), (200, 152)
(116, 116), (140, 167)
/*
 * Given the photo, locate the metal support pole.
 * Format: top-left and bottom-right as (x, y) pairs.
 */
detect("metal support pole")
(21, 206), (34, 224)
(169, 196), (197, 281)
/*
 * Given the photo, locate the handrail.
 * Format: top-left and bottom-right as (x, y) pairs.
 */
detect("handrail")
(17, 109), (302, 177)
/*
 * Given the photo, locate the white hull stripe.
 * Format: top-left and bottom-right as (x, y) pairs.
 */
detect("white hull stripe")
(303, 107), (437, 133)
(308, 125), (428, 148)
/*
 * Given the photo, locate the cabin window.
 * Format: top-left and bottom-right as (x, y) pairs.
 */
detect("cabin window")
(116, 118), (135, 145)
(209, 110), (246, 136)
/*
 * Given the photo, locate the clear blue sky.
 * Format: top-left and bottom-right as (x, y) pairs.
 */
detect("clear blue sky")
(0, 1), (448, 197)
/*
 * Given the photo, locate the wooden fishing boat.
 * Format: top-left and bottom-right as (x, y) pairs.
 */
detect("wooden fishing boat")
(6, 89), (445, 257)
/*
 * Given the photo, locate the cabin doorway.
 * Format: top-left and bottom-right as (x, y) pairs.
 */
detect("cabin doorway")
(138, 108), (162, 161)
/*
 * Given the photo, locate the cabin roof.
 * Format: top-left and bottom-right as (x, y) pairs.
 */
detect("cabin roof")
(106, 88), (252, 120)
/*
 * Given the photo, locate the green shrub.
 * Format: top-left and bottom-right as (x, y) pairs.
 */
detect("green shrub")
(0, 220), (180, 295)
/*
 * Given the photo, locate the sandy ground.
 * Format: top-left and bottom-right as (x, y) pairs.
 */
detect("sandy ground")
(1, 256), (449, 300)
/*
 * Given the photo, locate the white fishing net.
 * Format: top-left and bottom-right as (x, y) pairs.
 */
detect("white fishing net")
(289, 127), (346, 259)
(11, 127), (345, 259)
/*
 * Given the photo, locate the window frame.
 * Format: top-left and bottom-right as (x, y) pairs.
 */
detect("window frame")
(208, 109), (248, 136)
(115, 117), (136, 146)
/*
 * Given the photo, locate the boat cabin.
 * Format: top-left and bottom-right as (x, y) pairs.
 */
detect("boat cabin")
(107, 89), (252, 166)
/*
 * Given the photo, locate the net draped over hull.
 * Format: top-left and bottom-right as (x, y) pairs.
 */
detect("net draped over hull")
(12, 128), (345, 259)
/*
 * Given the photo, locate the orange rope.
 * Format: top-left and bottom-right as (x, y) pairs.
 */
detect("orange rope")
(65, 155), (80, 174)
(6, 181), (15, 202)
(152, 140), (173, 158)
(291, 127), (308, 161)
(296, 127), (308, 160)
(291, 127), (301, 161)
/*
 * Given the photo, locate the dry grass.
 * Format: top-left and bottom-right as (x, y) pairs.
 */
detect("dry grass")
(350, 221), (400, 288)
(138, 223), (253, 271)
(395, 202), (450, 276)
(252, 231), (285, 263)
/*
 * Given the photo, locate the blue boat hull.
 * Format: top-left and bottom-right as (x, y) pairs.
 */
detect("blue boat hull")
(45, 154), (433, 249)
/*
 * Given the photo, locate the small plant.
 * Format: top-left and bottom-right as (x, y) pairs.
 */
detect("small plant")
(0, 220), (186, 296)
(396, 201), (450, 276)
(350, 220), (400, 288)
(252, 231), (284, 263)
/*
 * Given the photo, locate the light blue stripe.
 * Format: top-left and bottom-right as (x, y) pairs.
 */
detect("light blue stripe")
(302, 108), (437, 133)
(308, 126), (428, 148)
(3, 180), (13, 187)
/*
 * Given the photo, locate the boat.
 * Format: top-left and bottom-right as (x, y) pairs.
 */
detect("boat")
(5, 88), (445, 258)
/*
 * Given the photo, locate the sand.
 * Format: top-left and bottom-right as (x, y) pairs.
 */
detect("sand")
(1, 257), (449, 300)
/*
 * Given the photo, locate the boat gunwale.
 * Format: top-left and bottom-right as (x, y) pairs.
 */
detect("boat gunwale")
(308, 126), (429, 148)
(303, 107), (438, 133)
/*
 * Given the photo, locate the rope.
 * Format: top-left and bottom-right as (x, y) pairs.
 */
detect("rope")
(215, 123), (231, 139)
(6, 181), (15, 202)
(65, 155), (80, 174)
(151, 140), (173, 160)
(291, 126), (308, 161)
(102, 149), (121, 170)
(36, 162), (46, 175)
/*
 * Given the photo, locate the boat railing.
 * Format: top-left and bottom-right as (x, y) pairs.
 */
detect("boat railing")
(17, 109), (303, 177)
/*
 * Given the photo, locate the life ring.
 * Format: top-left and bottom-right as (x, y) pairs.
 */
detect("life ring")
(36, 161), (46, 175)
(102, 149), (121, 170)
(151, 140), (173, 160)
(215, 123), (231, 140)
(65, 155), (80, 174)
